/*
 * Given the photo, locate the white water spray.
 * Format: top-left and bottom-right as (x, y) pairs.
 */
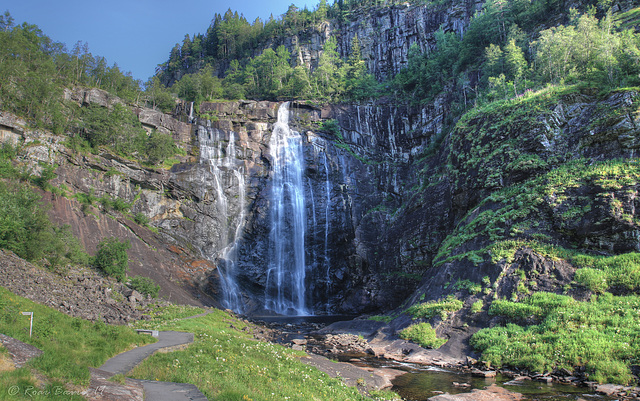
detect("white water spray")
(265, 102), (309, 315)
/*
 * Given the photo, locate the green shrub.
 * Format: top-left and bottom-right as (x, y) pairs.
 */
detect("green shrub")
(93, 237), (130, 281)
(134, 212), (150, 226)
(320, 119), (341, 137)
(399, 323), (447, 349)
(128, 275), (160, 298)
(453, 279), (482, 294)
(573, 252), (640, 293)
(471, 300), (484, 313)
(31, 163), (57, 190)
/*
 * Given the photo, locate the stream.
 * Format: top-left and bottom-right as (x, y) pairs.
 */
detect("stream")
(251, 315), (617, 401)
(390, 366), (613, 400)
(349, 357), (615, 401)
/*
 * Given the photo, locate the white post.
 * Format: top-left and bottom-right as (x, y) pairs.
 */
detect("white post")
(21, 312), (33, 337)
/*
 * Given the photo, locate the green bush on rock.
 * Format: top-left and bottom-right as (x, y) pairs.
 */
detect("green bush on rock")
(399, 323), (447, 349)
(93, 237), (130, 282)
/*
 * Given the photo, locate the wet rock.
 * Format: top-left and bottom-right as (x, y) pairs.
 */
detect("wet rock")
(428, 384), (524, 401)
(471, 368), (497, 378)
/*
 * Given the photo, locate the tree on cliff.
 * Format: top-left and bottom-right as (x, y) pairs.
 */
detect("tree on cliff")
(312, 36), (343, 101)
(93, 237), (131, 282)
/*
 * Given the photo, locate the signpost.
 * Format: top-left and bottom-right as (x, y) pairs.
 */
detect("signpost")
(21, 312), (33, 337)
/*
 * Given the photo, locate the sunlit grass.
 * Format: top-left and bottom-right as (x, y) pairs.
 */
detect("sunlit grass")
(472, 292), (640, 384)
(0, 286), (155, 391)
(130, 307), (374, 400)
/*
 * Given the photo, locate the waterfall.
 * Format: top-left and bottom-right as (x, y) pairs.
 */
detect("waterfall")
(199, 125), (245, 312)
(322, 152), (332, 310)
(265, 102), (310, 315)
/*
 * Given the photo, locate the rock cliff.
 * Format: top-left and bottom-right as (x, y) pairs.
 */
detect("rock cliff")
(4, 83), (640, 323)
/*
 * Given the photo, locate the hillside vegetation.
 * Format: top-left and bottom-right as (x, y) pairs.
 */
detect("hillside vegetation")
(2, 0), (640, 393)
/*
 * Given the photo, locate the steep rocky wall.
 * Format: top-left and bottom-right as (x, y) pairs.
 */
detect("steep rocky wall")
(392, 88), (640, 323)
(329, 0), (482, 80)
(276, 0), (482, 80)
(0, 104), (215, 307)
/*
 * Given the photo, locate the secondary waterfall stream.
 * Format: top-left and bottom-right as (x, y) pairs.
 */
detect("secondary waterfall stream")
(265, 102), (309, 315)
(199, 124), (245, 312)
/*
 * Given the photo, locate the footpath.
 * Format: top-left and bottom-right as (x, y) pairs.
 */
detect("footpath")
(1, 325), (208, 400)
(95, 330), (208, 401)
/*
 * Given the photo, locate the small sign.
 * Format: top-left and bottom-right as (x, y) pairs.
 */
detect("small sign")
(20, 312), (33, 337)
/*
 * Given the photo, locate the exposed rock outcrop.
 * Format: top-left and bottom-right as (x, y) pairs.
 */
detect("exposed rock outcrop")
(0, 250), (158, 324)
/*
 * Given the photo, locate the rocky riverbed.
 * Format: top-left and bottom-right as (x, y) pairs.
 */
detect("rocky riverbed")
(254, 316), (640, 400)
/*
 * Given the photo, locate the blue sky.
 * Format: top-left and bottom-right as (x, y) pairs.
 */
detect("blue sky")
(6, 0), (319, 83)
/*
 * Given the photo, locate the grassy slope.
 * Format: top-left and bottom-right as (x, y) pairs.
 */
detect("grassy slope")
(130, 306), (395, 401)
(0, 286), (155, 400)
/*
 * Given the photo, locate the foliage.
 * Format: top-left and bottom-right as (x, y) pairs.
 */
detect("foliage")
(0, 13), (181, 167)
(166, 27), (378, 103)
(0, 286), (154, 387)
(93, 237), (130, 282)
(471, 300), (484, 313)
(128, 275), (160, 298)
(406, 296), (464, 320)
(131, 307), (372, 401)
(399, 322), (447, 349)
(0, 180), (87, 269)
(453, 279), (482, 294)
(572, 252), (640, 293)
(145, 130), (180, 166)
(0, 16), (143, 132)
(435, 154), (640, 266)
(133, 212), (150, 226)
(320, 119), (341, 136)
(31, 163), (57, 190)
(534, 10), (640, 87)
(472, 292), (640, 384)
(368, 314), (394, 323)
(392, 30), (462, 103)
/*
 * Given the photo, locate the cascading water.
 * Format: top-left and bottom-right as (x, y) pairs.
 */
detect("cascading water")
(322, 152), (332, 310)
(265, 102), (310, 315)
(199, 125), (245, 312)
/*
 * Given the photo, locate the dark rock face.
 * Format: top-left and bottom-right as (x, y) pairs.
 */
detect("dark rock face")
(150, 99), (448, 314)
(8, 85), (640, 320)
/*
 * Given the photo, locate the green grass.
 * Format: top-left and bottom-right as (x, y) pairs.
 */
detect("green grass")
(572, 252), (640, 293)
(0, 286), (155, 391)
(405, 296), (463, 320)
(130, 307), (373, 401)
(0, 368), (86, 401)
(471, 300), (484, 313)
(398, 323), (447, 349)
(368, 315), (394, 324)
(472, 292), (640, 384)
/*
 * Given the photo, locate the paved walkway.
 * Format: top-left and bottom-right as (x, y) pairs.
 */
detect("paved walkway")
(98, 331), (207, 401)
(99, 331), (194, 375)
